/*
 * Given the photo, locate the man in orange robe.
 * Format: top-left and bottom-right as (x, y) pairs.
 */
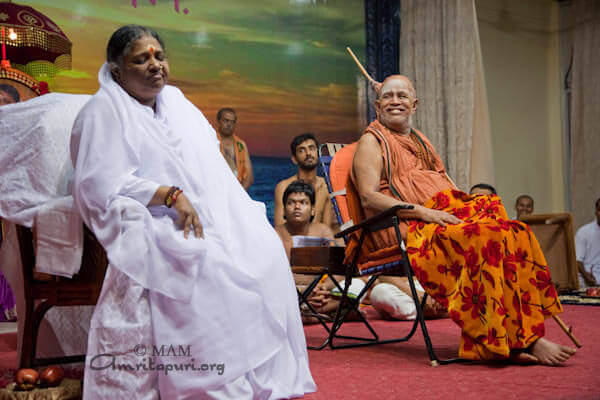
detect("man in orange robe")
(346, 74), (576, 365)
(216, 107), (254, 190)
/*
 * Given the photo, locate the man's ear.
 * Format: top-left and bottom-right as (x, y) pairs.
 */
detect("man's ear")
(411, 98), (419, 113)
(374, 99), (382, 115)
(291, 155), (298, 166)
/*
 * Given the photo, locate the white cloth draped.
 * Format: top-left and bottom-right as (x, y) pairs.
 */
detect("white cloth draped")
(0, 93), (94, 361)
(72, 63), (315, 398)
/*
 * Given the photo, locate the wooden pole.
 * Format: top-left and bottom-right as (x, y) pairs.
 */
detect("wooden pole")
(346, 46), (378, 88)
(553, 315), (582, 348)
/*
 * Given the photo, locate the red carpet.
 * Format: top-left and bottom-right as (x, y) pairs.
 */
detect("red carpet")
(303, 305), (599, 400)
(0, 305), (597, 399)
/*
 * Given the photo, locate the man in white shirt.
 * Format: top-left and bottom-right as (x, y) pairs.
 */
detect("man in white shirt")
(575, 198), (600, 288)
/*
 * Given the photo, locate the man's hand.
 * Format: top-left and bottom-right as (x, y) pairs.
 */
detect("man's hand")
(173, 193), (204, 239)
(577, 261), (597, 287)
(582, 271), (597, 287)
(416, 205), (462, 226)
(307, 284), (331, 308)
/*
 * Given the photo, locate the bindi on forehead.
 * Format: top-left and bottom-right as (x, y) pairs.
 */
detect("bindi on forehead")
(148, 45), (155, 55)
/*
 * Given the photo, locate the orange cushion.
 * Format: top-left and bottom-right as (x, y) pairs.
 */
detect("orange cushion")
(328, 142), (357, 224)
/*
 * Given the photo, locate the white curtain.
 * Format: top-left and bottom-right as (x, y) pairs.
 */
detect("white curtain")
(399, 0), (494, 192)
(570, 0), (600, 228)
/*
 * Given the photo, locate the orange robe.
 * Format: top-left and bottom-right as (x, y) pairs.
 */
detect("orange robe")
(218, 134), (250, 185)
(345, 120), (562, 360)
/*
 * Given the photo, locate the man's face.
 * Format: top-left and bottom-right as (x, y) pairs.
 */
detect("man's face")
(284, 192), (314, 224)
(374, 77), (418, 131)
(114, 35), (169, 107)
(217, 111), (237, 137)
(0, 90), (17, 106)
(516, 197), (534, 218)
(292, 139), (318, 170)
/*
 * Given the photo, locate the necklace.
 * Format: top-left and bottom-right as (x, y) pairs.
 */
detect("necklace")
(408, 130), (435, 170)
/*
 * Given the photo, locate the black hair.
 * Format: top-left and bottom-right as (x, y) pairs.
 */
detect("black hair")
(595, 197), (600, 209)
(0, 84), (20, 103)
(290, 133), (318, 156)
(282, 180), (316, 222)
(283, 180), (316, 206)
(217, 107), (236, 121)
(106, 25), (165, 64)
(470, 183), (497, 195)
(516, 194), (534, 205)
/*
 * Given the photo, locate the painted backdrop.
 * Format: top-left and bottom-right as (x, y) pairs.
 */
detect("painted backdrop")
(13, 0), (366, 221)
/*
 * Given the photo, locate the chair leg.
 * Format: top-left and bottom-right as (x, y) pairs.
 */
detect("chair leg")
(19, 297), (36, 368)
(392, 218), (466, 366)
(327, 273), (383, 349)
(297, 274), (333, 350)
(403, 265), (441, 366)
(19, 300), (53, 369)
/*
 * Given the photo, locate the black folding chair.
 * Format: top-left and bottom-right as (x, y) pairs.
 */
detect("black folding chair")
(314, 143), (463, 366)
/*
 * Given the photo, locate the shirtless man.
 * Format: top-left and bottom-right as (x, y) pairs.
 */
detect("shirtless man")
(350, 74), (575, 365)
(276, 181), (357, 322)
(275, 180), (335, 261)
(274, 133), (333, 228)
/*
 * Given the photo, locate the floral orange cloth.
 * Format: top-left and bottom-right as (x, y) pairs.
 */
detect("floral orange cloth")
(407, 189), (563, 360)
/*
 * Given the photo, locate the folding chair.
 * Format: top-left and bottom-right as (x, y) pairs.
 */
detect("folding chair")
(316, 143), (461, 366)
(16, 224), (108, 368)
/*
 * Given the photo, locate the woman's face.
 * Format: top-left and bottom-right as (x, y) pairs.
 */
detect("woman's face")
(113, 35), (169, 107)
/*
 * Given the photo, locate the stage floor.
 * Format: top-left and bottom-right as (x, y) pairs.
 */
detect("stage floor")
(0, 305), (597, 399)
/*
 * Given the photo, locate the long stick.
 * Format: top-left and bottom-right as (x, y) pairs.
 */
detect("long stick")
(346, 46), (378, 87)
(553, 315), (582, 348)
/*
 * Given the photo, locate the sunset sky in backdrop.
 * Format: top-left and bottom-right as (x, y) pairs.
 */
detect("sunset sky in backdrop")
(15, 0), (366, 156)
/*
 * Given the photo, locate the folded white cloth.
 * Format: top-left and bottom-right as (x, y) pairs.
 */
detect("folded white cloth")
(34, 197), (83, 278)
(0, 93), (91, 227)
(0, 93), (90, 278)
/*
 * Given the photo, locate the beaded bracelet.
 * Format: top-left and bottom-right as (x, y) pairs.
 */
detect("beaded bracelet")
(164, 186), (180, 208)
(171, 189), (183, 204)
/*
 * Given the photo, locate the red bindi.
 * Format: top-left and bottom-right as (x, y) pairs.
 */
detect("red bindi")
(148, 45), (155, 55)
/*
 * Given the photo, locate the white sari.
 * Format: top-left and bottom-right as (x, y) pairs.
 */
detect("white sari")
(71, 64), (315, 399)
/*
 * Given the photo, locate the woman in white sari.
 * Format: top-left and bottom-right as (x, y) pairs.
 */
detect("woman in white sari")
(71, 25), (316, 399)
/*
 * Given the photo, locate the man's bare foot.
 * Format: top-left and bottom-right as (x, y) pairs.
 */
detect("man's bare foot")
(529, 337), (576, 366)
(509, 350), (539, 365)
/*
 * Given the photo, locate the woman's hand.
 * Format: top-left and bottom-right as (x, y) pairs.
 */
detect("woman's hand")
(416, 205), (462, 226)
(173, 193), (204, 238)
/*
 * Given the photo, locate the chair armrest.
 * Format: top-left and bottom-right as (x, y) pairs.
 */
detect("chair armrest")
(334, 204), (414, 238)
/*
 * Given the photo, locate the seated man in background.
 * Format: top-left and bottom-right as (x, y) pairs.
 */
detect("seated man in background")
(470, 183), (497, 196)
(276, 180), (336, 261)
(215, 107), (254, 190)
(276, 180), (362, 323)
(575, 197), (600, 288)
(347, 73), (575, 365)
(274, 133), (333, 228)
(277, 180), (439, 322)
(515, 194), (534, 219)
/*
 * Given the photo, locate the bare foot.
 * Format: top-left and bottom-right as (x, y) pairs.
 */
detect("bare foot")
(509, 350), (539, 365)
(529, 338), (576, 366)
